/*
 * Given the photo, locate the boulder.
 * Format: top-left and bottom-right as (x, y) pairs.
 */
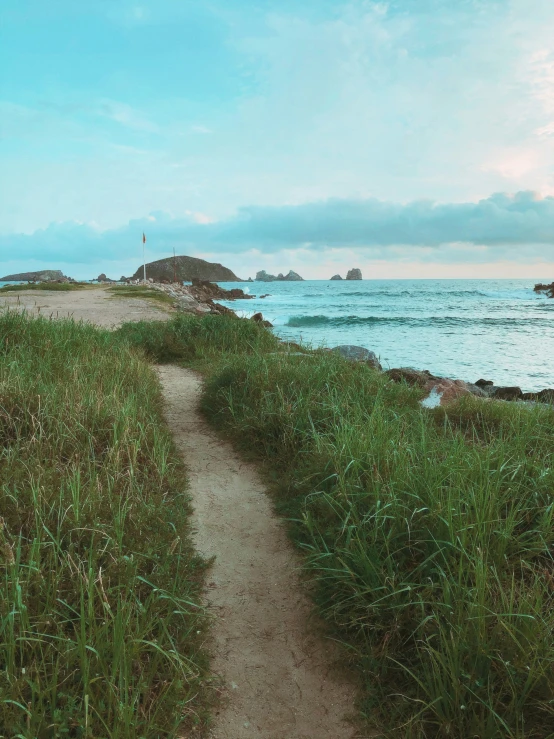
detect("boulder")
(521, 389), (554, 404)
(346, 268), (362, 280)
(250, 312), (273, 327)
(465, 383), (488, 398)
(332, 345), (382, 370)
(491, 386), (523, 401)
(330, 274), (343, 280)
(475, 378), (494, 388)
(386, 367), (438, 387)
(421, 379), (472, 407)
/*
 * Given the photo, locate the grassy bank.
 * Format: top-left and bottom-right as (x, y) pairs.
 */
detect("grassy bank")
(122, 314), (554, 738)
(0, 312), (208, 737)
(107, 285), (175, 307)
(0, 283), (91, 292)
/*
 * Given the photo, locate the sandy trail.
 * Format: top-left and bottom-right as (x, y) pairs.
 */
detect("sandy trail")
(158, 364), (359, 739)
(0, 286), (169, 327)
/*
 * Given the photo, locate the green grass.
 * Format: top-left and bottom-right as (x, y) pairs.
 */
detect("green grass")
(0, 311), (208, 738)
(107, 285), (175, 307)
(0, 282), (91, 292)
(118, 314), (554, 738)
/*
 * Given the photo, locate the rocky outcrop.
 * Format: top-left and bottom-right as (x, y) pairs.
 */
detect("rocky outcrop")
(534, 282), (554, 298)
(330, 274), (343, 280)
(385, 367), (438, 387)
(0, 269), (72, 282)
(97, 273), (116, 283)
(332, 345), (381, 370)
(346, 268), (362, 280)
(250, 312), (273, 328)
(255, 270), (304, 282)
(188, 278), (254, 302)
(132, 256), (243, 283)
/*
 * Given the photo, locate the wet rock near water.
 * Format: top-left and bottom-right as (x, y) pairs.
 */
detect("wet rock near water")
(332, 345), (382, 370)
(250, 312), (273, 327)
(534, 282), (554, 298)
(385, 367), (438, 387)
(330, 274), (343, 280)
(189, 278), (254, 302)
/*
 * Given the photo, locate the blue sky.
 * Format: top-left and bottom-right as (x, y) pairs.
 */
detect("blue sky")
(1, 0), (554, 279)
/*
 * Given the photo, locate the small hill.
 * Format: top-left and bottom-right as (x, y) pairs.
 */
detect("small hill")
(0, 269), (69, 282)
(131, 256), (242, 282)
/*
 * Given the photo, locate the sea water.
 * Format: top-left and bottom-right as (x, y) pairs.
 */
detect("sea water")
(217, 279), (554, 391)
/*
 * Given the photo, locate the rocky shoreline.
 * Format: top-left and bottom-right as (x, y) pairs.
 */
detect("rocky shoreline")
(149, 280), (553, 409)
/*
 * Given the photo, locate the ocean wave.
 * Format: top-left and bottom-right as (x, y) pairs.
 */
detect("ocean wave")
(285, 314), (553, 328)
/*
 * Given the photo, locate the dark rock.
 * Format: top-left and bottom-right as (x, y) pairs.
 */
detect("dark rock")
(189, 278), (254, 301)
(534, 282), (554, 298)
(97, 273), (116, 283)
(475, 379), (494, 387)
(255, 270), (304, 282)
(346, 268), (362, 280)
(259, 294), (270, 298)
(250, 312), (273, 327)
(522, 389), (554, 404)
(131, 256), (244, 282)
(386, 367), (438, 387)
(330, 274), (343, 280)
(332, 345), (381, 370)
(491, 386), (523, 401)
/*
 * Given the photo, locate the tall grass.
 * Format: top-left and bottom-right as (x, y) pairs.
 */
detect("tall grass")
(194, 344), (554, 737)
(0, 312), (208, 738)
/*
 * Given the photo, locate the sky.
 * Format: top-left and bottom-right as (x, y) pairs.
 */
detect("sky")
(1, 0), (554, 280)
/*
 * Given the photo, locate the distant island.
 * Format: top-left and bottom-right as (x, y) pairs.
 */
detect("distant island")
(255, 270), (303, 282)
(346, 268), (362, 280)
(330, 274), (343, 280)
(131, 256), (243, 283)
(0, 269), (73, 282)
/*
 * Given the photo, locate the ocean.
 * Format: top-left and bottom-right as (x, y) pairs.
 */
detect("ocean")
(217, 279), (554, 392)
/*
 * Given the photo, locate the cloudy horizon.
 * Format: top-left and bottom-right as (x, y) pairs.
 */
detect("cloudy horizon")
(2, 0), (554, 279)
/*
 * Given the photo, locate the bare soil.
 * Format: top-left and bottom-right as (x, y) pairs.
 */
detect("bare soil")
(158, 365), (360, 739)
(0, 286), (170, 327)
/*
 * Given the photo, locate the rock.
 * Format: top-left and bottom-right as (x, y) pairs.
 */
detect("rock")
(131, 256), (244, 282)
(332, 345), (382, 370)
(534, 282), (554, 298)
(330, 274), (343, 280)
(521, 389), (554, 404)
(465, 383), (488, 398)
(421, 379), (473, 407)
(346, 268), (362, 280)
(97, 273), (116, 283)
(0, 269), (71, 282)
(475, 378), (494, 387)
(119, 276), (129, 283)
(189, 278), (253, 301)
(255, 270), (304, 282)
(491, 386), (523, 401)
(386, 367), (438, 387)
(250, 312), (273, 327)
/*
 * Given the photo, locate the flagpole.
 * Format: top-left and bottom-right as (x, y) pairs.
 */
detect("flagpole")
(142, 233), (146, 282)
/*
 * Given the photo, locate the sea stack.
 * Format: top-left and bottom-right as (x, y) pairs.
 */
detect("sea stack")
(330, 274), (343, 280)
(255, 270), (304, 282)
(346, 268), (362, 280)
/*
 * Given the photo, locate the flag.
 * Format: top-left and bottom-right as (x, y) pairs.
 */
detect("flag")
(142, 233), (146, 244)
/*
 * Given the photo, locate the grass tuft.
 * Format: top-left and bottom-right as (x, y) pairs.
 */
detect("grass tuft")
(122, 316), (554, 739)
(107, 285), (176, 306)
(0, 311), (208, 737)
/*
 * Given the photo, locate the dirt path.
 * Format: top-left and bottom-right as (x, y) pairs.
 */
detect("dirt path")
(158, 364), (360, 739)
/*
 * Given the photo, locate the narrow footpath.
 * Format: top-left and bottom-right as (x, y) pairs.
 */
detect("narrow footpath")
(157, 365), (360, 739)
